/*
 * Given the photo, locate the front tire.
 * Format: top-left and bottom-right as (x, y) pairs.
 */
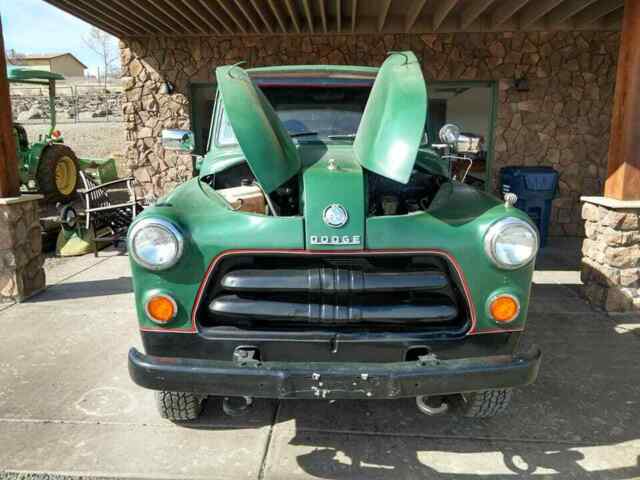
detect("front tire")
(456, 389), (513, 418)
(155, 391), (204, 421)
(37, 144), (79, 202)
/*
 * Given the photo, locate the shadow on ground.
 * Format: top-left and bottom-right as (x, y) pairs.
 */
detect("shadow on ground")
(29, 276), (133, 301)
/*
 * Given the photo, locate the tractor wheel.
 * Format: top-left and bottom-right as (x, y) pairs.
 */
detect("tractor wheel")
(37, 144), (80, 202)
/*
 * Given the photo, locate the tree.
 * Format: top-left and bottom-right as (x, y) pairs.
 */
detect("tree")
(6, 49), (25, 65)
(82, 27), (119, 90)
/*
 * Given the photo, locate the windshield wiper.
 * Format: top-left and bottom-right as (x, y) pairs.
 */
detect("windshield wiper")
(289, 131), (319, 137)
(327, 134), (357, 140)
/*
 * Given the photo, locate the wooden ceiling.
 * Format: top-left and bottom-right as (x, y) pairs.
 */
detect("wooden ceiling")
(43, 0), (625, 37)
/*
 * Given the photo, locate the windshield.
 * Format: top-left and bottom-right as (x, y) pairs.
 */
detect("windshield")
(216, 85), (372, 146)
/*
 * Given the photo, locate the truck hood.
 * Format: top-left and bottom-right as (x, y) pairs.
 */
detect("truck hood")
(215, 65), (301, 193)
(215, 51), (427, 192)
(353, 51), (427, 184)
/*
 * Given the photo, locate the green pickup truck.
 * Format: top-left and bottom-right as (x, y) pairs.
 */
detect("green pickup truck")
(127, 51), (541, 421)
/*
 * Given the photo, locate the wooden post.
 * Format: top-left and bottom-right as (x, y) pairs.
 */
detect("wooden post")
(604, 0), (640, 200)
(0, 16), (20, 198)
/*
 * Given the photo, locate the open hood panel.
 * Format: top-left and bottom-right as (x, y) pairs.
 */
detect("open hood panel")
(215, 65), (301, 193)
(353, 51), (427, 184)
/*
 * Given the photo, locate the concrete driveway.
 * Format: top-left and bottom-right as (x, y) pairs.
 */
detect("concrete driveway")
(1, 242), (639, 479)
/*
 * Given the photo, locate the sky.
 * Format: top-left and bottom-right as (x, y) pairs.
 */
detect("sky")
(1, 0), (120, 76)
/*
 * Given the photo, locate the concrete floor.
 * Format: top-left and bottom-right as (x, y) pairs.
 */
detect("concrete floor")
(1, 240), (639, 479)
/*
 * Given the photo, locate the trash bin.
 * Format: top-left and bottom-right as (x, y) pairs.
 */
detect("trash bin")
(500, 166), (559, 247)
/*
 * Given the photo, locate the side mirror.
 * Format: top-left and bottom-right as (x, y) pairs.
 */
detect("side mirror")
(438, 123), (461, 145)
(161, 129), (194, 152)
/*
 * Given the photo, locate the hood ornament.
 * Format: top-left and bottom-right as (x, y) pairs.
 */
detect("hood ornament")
(322, 204), (349, 228)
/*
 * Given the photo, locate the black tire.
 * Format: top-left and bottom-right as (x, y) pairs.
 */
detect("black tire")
(155, 391), (204, 421)
(456, 389), (513, 418)
(37, 144), (79, 202)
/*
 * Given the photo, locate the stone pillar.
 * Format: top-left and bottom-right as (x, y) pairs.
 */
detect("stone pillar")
(581, 196), (640, 312)
(0, 195), (45, 303)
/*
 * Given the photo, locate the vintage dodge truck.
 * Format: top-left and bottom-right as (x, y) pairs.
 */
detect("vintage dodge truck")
(127, 51), (541, 421)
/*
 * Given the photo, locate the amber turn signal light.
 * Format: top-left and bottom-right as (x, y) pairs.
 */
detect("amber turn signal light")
(489, 294), (520, 323)
(145, 294), (177, 324)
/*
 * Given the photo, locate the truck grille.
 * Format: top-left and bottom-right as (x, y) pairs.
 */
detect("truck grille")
(196, 252), (471, 334)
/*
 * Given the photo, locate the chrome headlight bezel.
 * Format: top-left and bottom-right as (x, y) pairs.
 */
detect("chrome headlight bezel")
(128, 218), (184, 271)
(484, 217), (539, 270)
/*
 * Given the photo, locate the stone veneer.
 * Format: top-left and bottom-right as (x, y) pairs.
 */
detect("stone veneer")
(120, 31), (620, 235)
(581, 197), (640, 312)
(0, 195), (45, 303)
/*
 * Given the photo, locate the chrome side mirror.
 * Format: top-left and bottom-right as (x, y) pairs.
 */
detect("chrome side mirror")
(438, 123), (461, 145)
(161, 129), (194, 152)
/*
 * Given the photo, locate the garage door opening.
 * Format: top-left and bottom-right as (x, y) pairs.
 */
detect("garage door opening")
(427, 81), (497, 191)
(190, 80), (497, 190)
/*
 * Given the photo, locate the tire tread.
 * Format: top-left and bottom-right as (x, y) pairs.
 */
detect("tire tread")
(156, 391), (203, 421)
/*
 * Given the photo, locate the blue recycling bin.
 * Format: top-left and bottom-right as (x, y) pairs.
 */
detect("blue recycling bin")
(500, 167), (559, 247)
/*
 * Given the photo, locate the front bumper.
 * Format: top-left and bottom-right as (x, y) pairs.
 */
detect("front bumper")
(128, 346), (541, 399)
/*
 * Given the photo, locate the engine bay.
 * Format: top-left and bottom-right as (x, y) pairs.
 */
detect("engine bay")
(204, 161), (445, 217)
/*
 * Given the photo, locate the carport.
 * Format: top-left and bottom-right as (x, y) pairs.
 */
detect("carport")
(0, 0), (631, 310)
(0, 1), (639, 478)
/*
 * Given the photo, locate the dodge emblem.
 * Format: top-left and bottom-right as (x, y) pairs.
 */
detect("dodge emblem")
(322, 204), (348, 228)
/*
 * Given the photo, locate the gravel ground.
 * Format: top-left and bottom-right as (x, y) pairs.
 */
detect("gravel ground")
(23, 122), (126, 171)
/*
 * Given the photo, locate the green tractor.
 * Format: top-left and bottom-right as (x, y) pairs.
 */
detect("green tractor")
(8, 67), (118, 202)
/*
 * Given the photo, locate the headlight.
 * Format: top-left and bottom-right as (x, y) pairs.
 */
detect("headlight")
(438, 123), (461, 145)
(484, 218), (538, 269)
(128, 218), (184, 270)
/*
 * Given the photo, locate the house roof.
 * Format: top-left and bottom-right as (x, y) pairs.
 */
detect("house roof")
(42, 0), (624, 38)
(19, 53), (88, 69)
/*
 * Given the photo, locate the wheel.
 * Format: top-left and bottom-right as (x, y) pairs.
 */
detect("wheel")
(155, 391), (204, 421)
(456, 389), (513, 418)
(37, 144), (79, 202)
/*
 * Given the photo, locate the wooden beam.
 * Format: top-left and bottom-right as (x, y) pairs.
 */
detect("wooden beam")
(46, 0), (126, 36)
(197, 0), (235, 34)
(234, 0), (261, 33)
(574, 0), (625, 27)
(318, 0), (328, 33)
(378, 0), (392, 32)
(492, 0), (530, 28)
(351, 0), (358, 32)
(68, 0), (137, 35)
(76, 0), (157, 33)
(161, 0), (207, 33)
(216, 0), (247, 33)
(283, 0), (301, 33)
(336, 0), (342, 32)
(434, 0), (459, 31)
(605, 0), (640, 200)
(0, 19), (20, 198)
(152, 1), (192, 33)
(89, 0), (159, 34)
(180, 0), (220, 34)
(302, 0), (314, 32)
(249, 0), (273, 33)
(545, 0), (599, 27)
(405, 0), (427, 32)
(461, 0), (496, 29)
(107, 0), (170, 34)
(267, 0), (288, 33)
(518, 0), (564, 29)
(131, 0), (183, 35)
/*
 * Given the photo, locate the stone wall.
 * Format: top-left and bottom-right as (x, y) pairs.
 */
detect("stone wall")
(581, 199), (640, 312)
(0, 196), (45, 303)
(119, 31), (620, 235)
